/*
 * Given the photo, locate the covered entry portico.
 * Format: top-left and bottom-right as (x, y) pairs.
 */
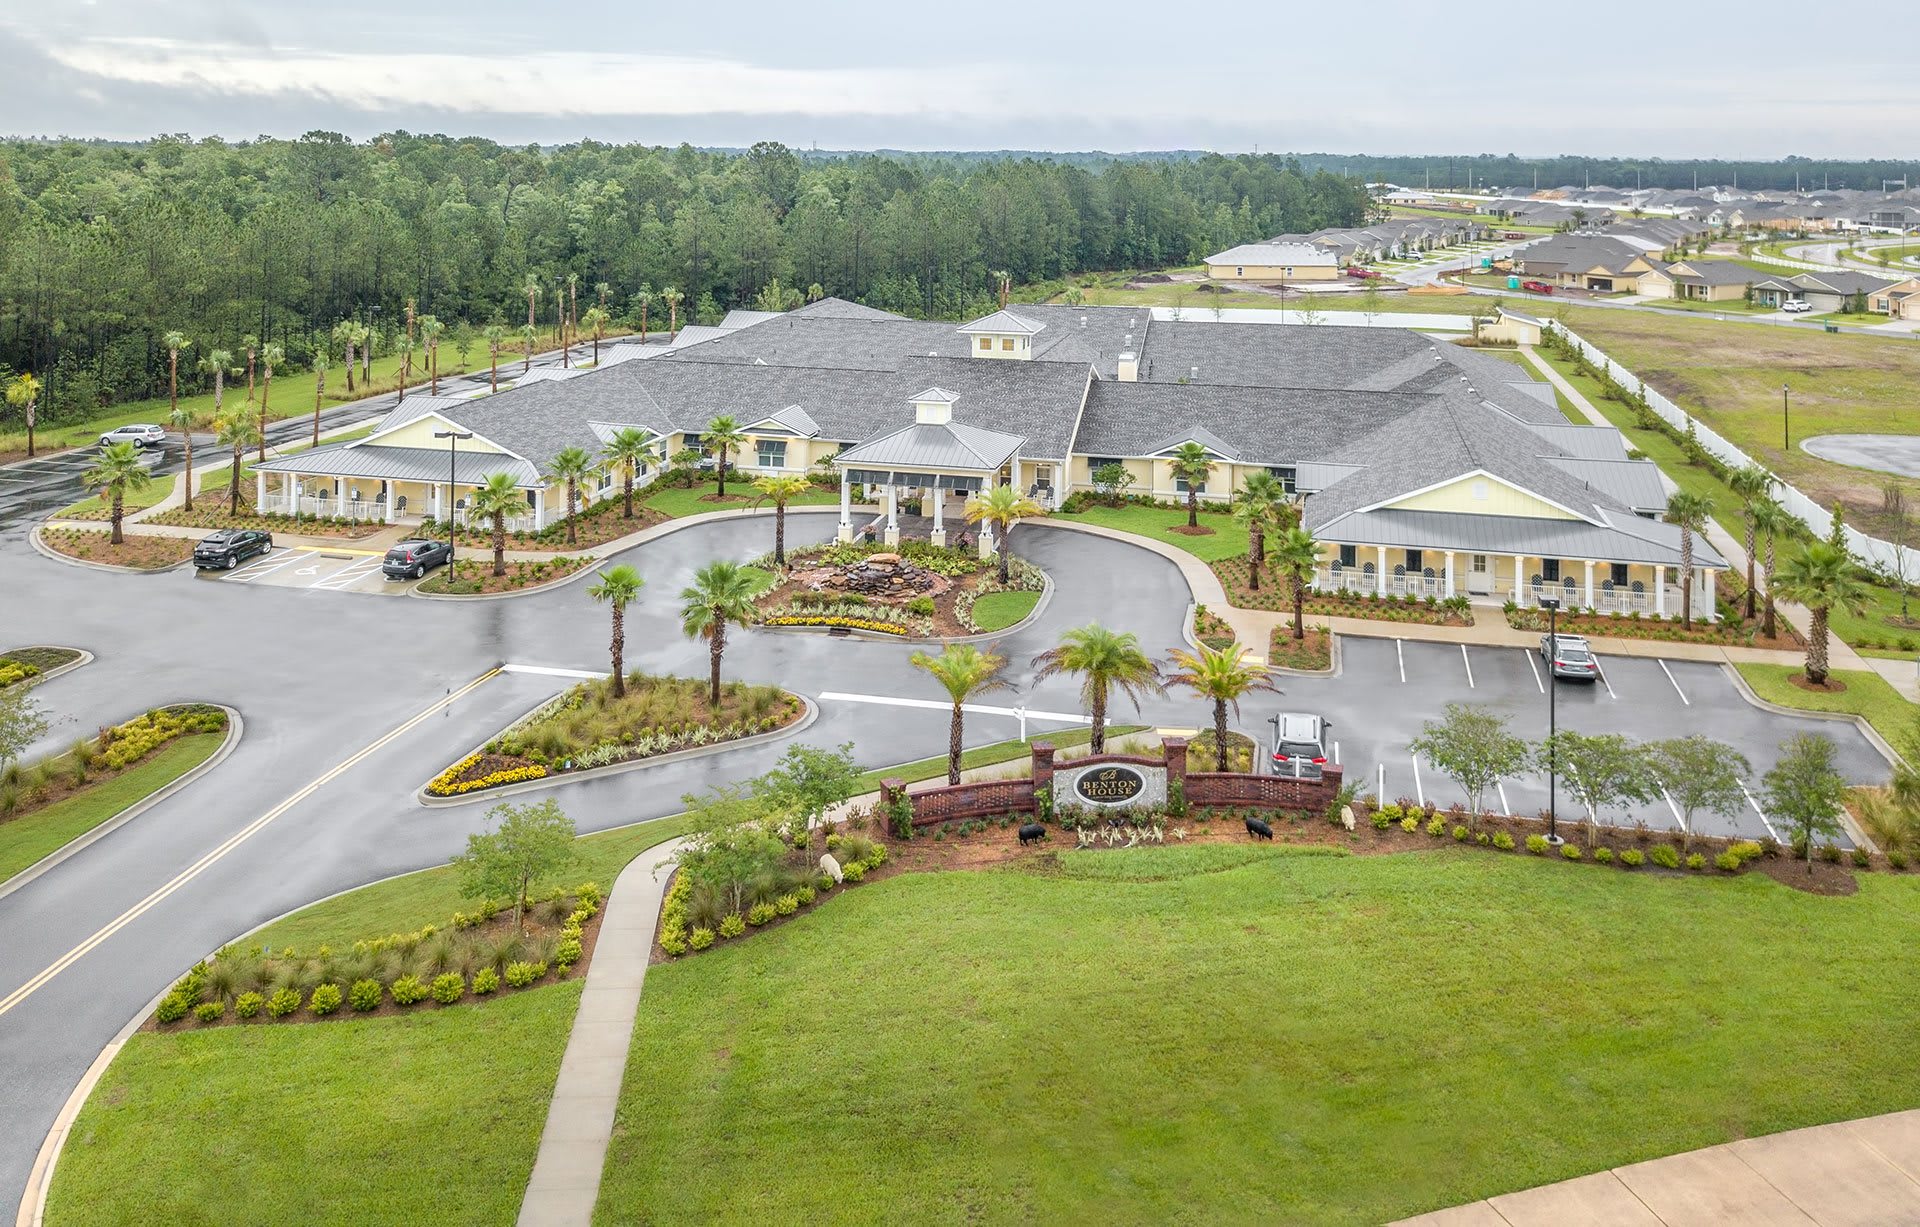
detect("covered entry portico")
(831, 387), (1027, 554)
(251, 444), (547, 533)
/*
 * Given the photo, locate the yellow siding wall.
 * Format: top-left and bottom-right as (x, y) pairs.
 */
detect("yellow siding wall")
(1207, 263), (1340, 282)
(1388, 475), (1578, 519)
(369, 417), (509, 453)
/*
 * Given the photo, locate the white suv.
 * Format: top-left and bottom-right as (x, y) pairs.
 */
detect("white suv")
(1780, 299), (1813, 314)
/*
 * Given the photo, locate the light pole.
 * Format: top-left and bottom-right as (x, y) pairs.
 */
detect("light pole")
(1781, 383), (1791, 451)
(1540, 596), (1562, 845)
(433, 429), (472, 566)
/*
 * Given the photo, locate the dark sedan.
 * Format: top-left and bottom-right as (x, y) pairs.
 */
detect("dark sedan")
(382, 538), (453, 580)
(193, 528), (272, 569)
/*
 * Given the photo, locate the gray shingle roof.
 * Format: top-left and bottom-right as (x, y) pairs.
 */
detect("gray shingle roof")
(1135, 321), (1435, 388)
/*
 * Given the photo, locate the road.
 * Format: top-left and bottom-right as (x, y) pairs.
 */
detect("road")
(0, 510), (1892, 1216)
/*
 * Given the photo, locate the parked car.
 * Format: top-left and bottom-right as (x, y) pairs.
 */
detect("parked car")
(381, 538), (453, 580)
(1345, 267), (1381, 280)
(1540, 632), (1600, 681)
(1269, 713), (1332, 779)
(98, 423), (167, 449)
(1503, 231), (1528, 240)
(192, 528), (272, 569)
(1781, 299), (1812, 313)
(1520, 280), (1555, 295)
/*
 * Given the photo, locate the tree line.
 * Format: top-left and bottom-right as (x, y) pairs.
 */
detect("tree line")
(0, 134), (1370, 424)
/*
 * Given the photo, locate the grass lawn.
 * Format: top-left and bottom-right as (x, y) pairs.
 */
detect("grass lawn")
(968, 589), (1040, 631)
(1052, 503), (1246, 561)
(598, 846), (1920, 1225)
(1735, 664), (1916, 747)
(641, 483), (838, 520)
(55, 473), (178, 520)
(849, 725), (1149, 795)
(48, 981), (581, 1227)
(0, 734), (223, 885)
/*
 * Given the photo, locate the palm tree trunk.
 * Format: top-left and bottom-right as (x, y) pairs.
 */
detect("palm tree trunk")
(1187, 488), (1199, 529)
(709, 623), (725, 707)
(1763, 537), (1778, 639)
(1090, 684), (1108, 754)
(774, 504), (787, 565)
(716, 453), (727, 499)
(171, 352), (188, 510)
(1213, 699), (1229, 771)
(1743, 520), (1757, 620)
(610, 604), (626, 698)
(998, 520), (1012, 585)
(1248, 526), (1262, 591)
(229, 443), (242, 514)
(566, 480), (578, 545)
(1292, 575), (1307, 641)
(947, 700), (964, 785)
(492, 513), (506, 578)
(489, 349), (498, 393)
(312, 368), (324, 448)
(1807, 607), (1830, 685)
(110, 490), (124, 545)
(622, 470), (634, 520)
(344, 340), (356, 392)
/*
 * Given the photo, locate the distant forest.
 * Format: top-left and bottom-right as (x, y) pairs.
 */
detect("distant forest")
(0, 134), (1371, 419)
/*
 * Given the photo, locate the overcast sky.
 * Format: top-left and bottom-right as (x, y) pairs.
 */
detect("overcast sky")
(2, 0), (1914, 158)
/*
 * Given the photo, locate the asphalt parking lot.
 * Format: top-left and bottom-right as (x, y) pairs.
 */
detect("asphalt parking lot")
(200, 545), (399, 595)
(1263, 637), (1890, 843)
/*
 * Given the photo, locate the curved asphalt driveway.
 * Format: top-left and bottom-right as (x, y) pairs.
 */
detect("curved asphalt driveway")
(0, 510), (1889, 1214)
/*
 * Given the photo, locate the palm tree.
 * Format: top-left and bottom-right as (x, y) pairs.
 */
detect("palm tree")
(704, 415), (746, 498)
(309, 349), (328, 448)
(4, 374), (40, 459)
(1271, 525), (1321, 641)
(632, 285), (654, 343)
(1165, 643), (1278, 771)
(752, 473), (812, 565)
(483, 324), (505, 392)
(964, 484), (1044, 585)
(1664, 491), (1714, 628)
(256, 342), (283, 462)
(588, 564), (646, 698)
(162, 328), (189, 439)
(545, 446), (597, 545)
(1728, 465), (1774, 621)
(395, 336), (416, 403)
(1752, 497), (1790, 640)
(418, 316), (444, 394)
(523, 274), (541, 371)
(168, 395), (204, 511)
(331, 320), (358, 393)
(241, 334), (258, 404)
(1167, 442), (1215, 529)
(1230, 471), (1289, 593)
(199, 348), (234, 422)
(1031, 623), (1164, 754)
(80, 442), (152, 545)
(680, 560), (770, 707)
(581, 305), (610, 364)
(601, 427), (658, 520)
(909, 644), (1009, 784)
(467, 471), (523, 578)
(521, 323), (538, 373)
(214, 409), (261, 515)
(662, 286), (684, 339)
(565, 273), (580, 365)
(1774, 542), (1869, 686)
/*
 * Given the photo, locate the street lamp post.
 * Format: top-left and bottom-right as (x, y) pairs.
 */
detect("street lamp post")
(433, 429), (472, 567)
(1781, 383), (1791, 452)
(1540, 596), (1562, 845)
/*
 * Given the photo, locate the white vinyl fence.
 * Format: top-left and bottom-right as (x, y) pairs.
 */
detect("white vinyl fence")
(1548, 321), (1906, 575)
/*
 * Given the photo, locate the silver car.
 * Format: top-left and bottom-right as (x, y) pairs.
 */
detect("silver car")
(98, 423), (167, 449)
(1540, 633), (1600, 681)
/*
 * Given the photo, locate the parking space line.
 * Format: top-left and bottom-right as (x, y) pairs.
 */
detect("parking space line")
(1396, 639), (1406, 683)
(1657, 781), (1685, 828)
(1658, 660), (1691, 706)
(1410, 755), (1425, 807)
(1597, 660), (1617, 699)
(1460, 645), (1475, 689)
(1740, 783), (1783, 843)
(224, 549), (312, 583)
(1495, 781), (1511, 817)
(310, 557), (384, 590)
(1523, 649), (1544, 693)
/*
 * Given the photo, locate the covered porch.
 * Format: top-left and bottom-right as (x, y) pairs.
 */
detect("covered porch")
(829, 394), (1031, 557)
(252, 444), (548, 534)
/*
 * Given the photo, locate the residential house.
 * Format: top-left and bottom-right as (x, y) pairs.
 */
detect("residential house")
(1203, 241), (1341, 281)
(1665, 259), (1759, 302)
(1749, 270), (1899, 313)
(1515, 235), (1673, 294)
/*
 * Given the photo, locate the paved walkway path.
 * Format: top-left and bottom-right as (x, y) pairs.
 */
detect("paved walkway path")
(517, 836), (687, 1226)
(1394, 1109), (1920, 1226)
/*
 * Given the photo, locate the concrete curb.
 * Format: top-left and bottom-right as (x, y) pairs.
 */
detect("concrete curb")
(28, 525), (193, 576)
(0, 705), (244, 904)
(1267, 627), (1344, 679)
(415, 693), (820, 808)
(7, 648), (94, 689)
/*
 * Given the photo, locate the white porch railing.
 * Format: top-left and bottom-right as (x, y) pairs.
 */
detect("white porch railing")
(1317, 565), (1449, 597)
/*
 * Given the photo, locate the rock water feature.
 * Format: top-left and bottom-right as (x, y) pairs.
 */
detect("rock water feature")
(795, 552), (953, 602)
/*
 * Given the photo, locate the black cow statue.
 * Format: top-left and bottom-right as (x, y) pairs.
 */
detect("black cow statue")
(1244, 815), (1273, 841)
(1018, 822), (1047, 846)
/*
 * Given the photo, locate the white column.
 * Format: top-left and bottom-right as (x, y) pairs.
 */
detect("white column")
(1656, 567), (1668, 617)
(532, 487), (546, 531)
(1703, 569), (1716, 621)
(335, 477), (345, 512)
(1444, 551), (1456, 597)
(433, 483), (443, 521)
(1376, 545), (1389, 595)
(254, 472), (265, 510)
(384, 482), (396, 524)
(1513, 555), (1524, 604)
(1010, 457), (1023, 492)
(1584, 560), (1595, 610)
(836, 472), (853, 543)
(290, 478), (302, 515)
(883, 484), (900, 546)
(930, 485), (946, 547)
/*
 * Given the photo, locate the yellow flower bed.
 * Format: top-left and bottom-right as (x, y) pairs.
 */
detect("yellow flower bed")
(763, 615), (908, 636)
(426, 753), (549, 797)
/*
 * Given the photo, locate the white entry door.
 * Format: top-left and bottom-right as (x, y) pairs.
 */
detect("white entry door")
(1466, 553), (1493, 595)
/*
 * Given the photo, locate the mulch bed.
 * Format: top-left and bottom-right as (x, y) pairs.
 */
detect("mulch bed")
(40, 527), (194, 569)
(433, 753), (532, 791)
(1, 715), (225, 827)
(420, 556), (591, 595)
(439, 501), (668, 553)
(1507, 608), (1800, 650)
(1268, 626), (1333, 671)
(143, 496), (382, 540)
(1194, 605), (1236, 649)
(1211, 558), (1472, 626)
(1788, 674), (1847, 695)
(1168, 524), (1216, 536)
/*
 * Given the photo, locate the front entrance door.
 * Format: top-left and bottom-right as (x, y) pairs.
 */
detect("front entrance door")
(1466, 553), (1492, 595)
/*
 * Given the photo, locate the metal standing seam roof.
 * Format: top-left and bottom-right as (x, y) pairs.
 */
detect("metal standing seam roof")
(832, 421), (1026, 473)
(957, 309), (1045, 335)
(252, 443), (540, 486)
(1544, 457), (1671, 510)
(1316, 508), (1726, 569)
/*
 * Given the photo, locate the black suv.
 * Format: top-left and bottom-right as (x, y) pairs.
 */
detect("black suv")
(382, 538), (453, 580)
(193, 528), (272, 569)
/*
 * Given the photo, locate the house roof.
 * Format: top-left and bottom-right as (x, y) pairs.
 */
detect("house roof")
(958, 309), (1044, 335)
(1203, 241), (1339, 267)
(833, 420), (1025, 474)
(253, 443), (539, 487)
(1668, 260), (1761, 287)
(1316, 507), (1726, 569)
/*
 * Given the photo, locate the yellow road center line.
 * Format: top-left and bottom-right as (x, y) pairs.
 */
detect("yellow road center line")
(0, 668), (501, 1019)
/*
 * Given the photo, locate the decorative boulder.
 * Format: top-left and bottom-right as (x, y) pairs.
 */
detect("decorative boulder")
(819, 852), (844, 884)
(1340, 805), (1356, 832)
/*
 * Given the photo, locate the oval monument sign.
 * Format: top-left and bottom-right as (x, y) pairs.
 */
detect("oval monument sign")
(1074, 765), (1146, 806)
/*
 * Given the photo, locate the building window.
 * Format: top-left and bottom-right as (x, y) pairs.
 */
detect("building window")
(756, 439), (787, 469)
(1174, 475), (1206, 494)
(1471, 554), (1488, 572)
(1283, 267), (1293, 276)
(978, 337), (991, 351)
(1235, 267), (1244, 276)
(1542, 558), (1561, 582)
(1001, 337), (1015, 351)
(1405, 549), (1423, 572)
(1611, 563), (1629, 586)
(1267, 465), (1296, 492)
(681, 432), (703, 452)
(1338, 544), (1357, 568)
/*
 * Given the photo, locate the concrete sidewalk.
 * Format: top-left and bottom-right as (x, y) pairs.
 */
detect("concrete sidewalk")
(1395, 1109), (1920, 1226)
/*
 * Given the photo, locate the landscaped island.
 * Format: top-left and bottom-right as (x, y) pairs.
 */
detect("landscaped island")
(754, 540), (1043, 638)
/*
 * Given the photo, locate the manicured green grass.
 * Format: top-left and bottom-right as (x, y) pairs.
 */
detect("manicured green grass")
(598, 846), (1920, 1225)
(968, 589), (1040, 631)
(1052, 503), (1247, 561)
(849, 725), (1149, 794)
(47, 980), (581, 1227)
(0, 734), (223, 886)
(641, 483), (838, 520)
(55, 473), (177, 520)
(1735, 664), (1916, 747)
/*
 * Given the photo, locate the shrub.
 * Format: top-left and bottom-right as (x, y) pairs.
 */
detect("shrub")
(234, 991), (264, 1019)
(794, 884), (816, 906)
(775, 893), (800, 916)
(1451, 825), (1468, 842)
(472, 967), (501, 994)
(1399, 815), (1419, 833)
(1651, 844), (1681, 869)
(1525, 834), (1548, 855)
(194, 1000), (225, 1023)
(266, 987), (302, 1018)
(155, 994), (191, 1024)
(842, 861), (867, 882)
(1560, 845), (1582, 861)
(503, 962), (540, 989)
(1686, 852), (1707, 871)
(816, 873), (836, 893)
(555, 937), (583, 967)
(308, 983), (344, 1015)
(719, 913), (747, 939)
(1371, 809), (1394, 831)
(1425, 816), (1447, 837)
(349, 979), (384, 1012)
(1851, 847), (1871, 868)
(1891, 850), (1910, 870)
(747, 902), (776, 926)
(431, 973), (466, 1004)
(1593, 847), (1614, 864)
(660, 933), (688, 957)
(689, 927), (716, 950)
(1819, 843), (1843, 864)
(1492, 832), (1515, 851)
(1475, 831), (1491, 846)
(1714, 850), (1742, 872)
(391, 974), (429, 1004)
(1728, 840), (1764, 865)
(1621, 848), (1645, 868)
